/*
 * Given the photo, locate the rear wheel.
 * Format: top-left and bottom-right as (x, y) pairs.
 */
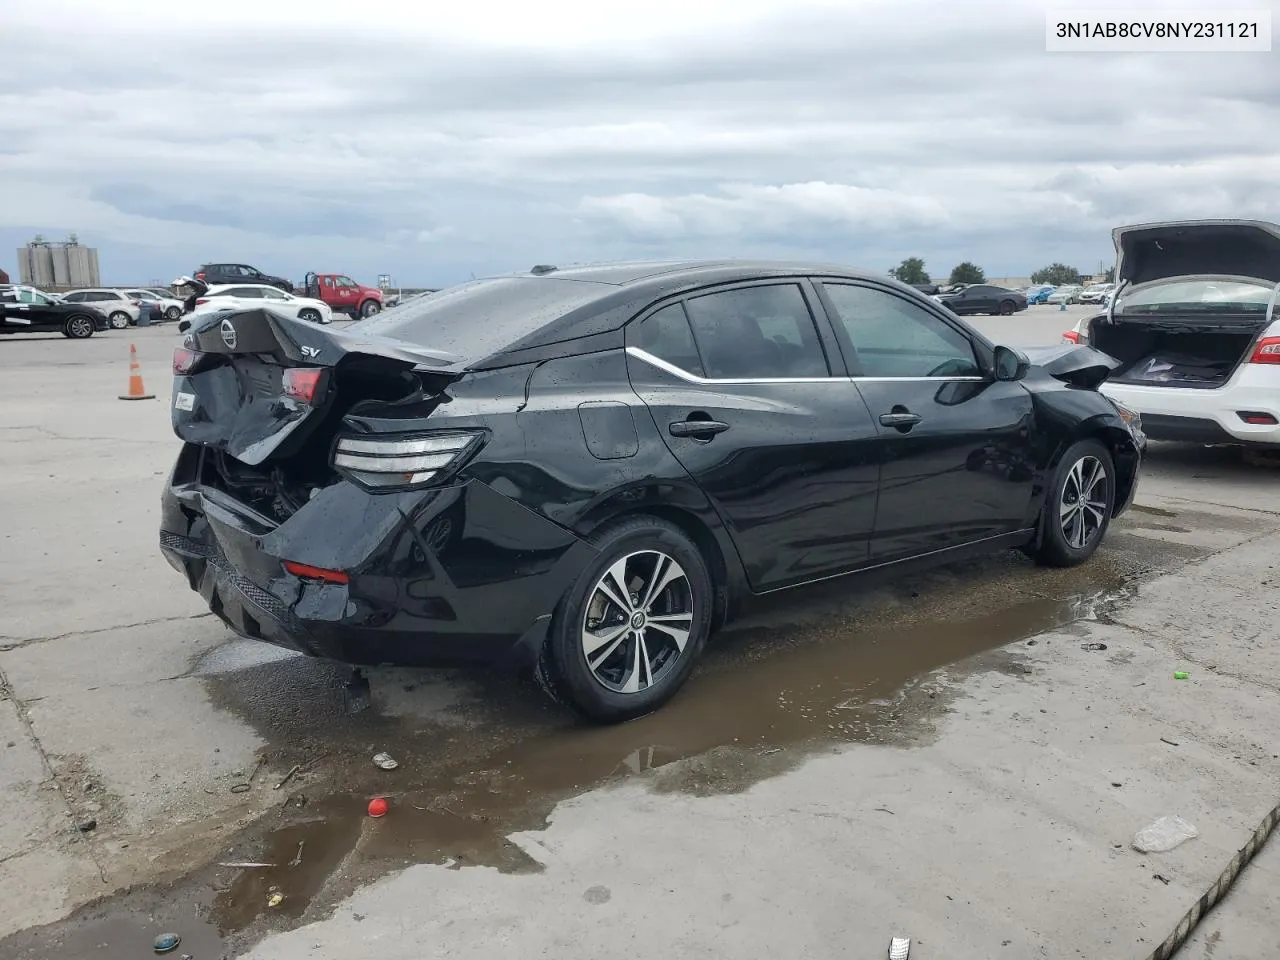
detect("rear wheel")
(536, 516), (712, 723)
(108, 311), (130, 329)
(64, 315), (95, 339)
(297, 309), (322, 324)
(998, 299), (1016, 315)
(1033, 439), (1115, 567)
(360, 300), (381, 318)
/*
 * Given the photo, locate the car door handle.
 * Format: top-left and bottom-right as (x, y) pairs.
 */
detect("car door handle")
(879, 411), (923, 428)
(669, 419), (730, 439)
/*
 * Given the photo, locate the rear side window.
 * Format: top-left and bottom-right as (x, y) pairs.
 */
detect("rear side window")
(356, 276), (611, 363)
(63, 292), (83, 302)
(630, 303), (705, 376)
(682, 284), (830, 379)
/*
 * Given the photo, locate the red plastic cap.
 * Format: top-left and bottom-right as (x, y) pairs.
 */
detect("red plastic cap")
(368, 797), (388, 818)
(283, 560), (348, 584)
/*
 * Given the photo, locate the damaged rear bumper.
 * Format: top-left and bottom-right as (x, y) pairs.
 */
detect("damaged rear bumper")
(159, 451), (597, 670)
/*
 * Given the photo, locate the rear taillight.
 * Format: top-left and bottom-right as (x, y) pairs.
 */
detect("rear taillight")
(1061, 330), (1080, 344)
(130, 299), (141, 306)
(195, 298), (209, 305)
(195, 272), (206, 281)
(1238, 411), (1278, 425)
(173, 347), (205, 374)
(282, 367), (326, 404)
(1247, 336), (1280, 364)
(332, 432), (483, 490)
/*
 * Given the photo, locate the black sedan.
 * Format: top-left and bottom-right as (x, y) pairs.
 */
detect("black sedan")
(936, 284), (1028, 316)
(159, 261), (1144, 722)
(0, 285), (110, 338)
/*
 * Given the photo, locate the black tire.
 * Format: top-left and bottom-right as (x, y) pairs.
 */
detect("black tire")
(360, 299), (381, 318)
(108, 311), (130, 329)
(63, 315), (95, 339)
(1033, 438), (1115, 568)
(536, 516), (713, 723)
(998, 300), (1015, 316)
(165, 306), (181, 321)
(297, 309), (321, 324)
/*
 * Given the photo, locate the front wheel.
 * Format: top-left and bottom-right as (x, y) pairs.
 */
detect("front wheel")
(360, 300), (381, 318)
(165, 306), (181, 321)
(108, 312), (130, 329)
(536, 516), (713, 723)
(297, 309), (322, 324)
(1033, 439), (1115, 568)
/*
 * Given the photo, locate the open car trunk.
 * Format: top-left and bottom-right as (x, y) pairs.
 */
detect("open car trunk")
(1087, 316), (1266, 389)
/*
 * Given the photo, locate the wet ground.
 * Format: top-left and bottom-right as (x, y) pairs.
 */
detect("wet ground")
(0, 505), (1244, 958)
(3, 319), (1279, 959)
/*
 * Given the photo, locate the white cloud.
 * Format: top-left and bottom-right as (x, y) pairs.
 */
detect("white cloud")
(1, 0), (1277, 284)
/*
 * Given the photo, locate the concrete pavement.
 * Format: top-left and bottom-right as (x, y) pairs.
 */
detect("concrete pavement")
(1, 313), (1277, 959)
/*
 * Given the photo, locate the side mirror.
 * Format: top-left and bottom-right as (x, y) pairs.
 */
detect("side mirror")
(993, 344), (1030, 382)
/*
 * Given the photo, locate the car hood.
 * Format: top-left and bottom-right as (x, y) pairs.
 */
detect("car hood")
(1114, 220), (1280, 287)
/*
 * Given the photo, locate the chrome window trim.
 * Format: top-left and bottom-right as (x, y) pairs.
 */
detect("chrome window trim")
(625, 347), (986, 385)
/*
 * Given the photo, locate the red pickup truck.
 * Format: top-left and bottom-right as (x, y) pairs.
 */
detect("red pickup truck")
(302, 273), (385, 318)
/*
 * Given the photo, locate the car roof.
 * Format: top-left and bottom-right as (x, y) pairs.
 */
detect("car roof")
(355, 258), (930, 370)
(206, 283), (287, 292)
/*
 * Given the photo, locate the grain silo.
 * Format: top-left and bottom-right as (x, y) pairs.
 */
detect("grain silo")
(16, 235), (101, 290)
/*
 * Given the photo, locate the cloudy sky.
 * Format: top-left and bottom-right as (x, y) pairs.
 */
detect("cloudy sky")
(2, 0), (1276, 287)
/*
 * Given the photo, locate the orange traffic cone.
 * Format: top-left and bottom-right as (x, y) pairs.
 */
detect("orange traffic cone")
(118, 343), (155, 400)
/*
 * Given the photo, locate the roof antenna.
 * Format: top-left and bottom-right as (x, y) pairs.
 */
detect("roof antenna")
(530, 264), (558, 275)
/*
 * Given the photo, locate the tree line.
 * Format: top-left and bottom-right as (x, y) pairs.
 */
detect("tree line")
(887, 258), (1115, 287)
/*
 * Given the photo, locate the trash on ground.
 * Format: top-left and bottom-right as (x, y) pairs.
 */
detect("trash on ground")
(373, 751), (399, 770)
(1081, 642), (1108, 651)
(888, 936), (911, 960)
(274, 763), (302, 790)
(1133, 815), (1199, 853)
(152, 932), (182, 954)
(267, 892), (284, 908)
(1174, 671), (1190, 680)
(1160, 737), (1181, 747)
(289, 841), (305, 867)
(75, 819), (97, 833)
(1153, 873), (1171, 885)
(217, 861), (275, 868)
(368, 797), (389, 818)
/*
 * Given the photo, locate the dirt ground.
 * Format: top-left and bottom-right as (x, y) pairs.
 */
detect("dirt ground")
(1, 308), (1277, 959)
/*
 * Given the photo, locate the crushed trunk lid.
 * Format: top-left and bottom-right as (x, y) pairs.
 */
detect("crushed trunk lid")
(1114, 220), (1280, 287)
(173, 307), (463, 464)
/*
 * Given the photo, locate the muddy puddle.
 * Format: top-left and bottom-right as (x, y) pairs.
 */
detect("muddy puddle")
(0, 526), (1212, 960)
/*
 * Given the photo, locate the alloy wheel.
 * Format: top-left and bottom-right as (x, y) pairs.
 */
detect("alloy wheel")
(69, 317), (92, 338)
(109, 312), (129, 329)
(580, 550), (694, 695)
(1060, 455), (1109, 550)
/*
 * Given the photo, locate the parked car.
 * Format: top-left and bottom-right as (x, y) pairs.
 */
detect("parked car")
(302, 272), (384, 318)
(1025, 284), (1057, 304)
(189, 284), (334, 324)
(1078, 283), (1117, 305)
(160, 260), (1144, 722)
(1067, 219), (1280, 448)
(60, 289), (141, 329)
(908, 283), (941, 296)
(125, 288), (184, 322)
(1, 284), (110, 338)
(1046, 285), (1083, 305)
(935, 284), (1028, 316)
(194, 263), (294, 293)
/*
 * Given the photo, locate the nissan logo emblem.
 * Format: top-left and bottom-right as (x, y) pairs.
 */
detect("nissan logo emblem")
(220, 318), (238, 350)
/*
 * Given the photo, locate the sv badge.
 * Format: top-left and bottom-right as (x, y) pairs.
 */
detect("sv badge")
(300, 345), (321, 359)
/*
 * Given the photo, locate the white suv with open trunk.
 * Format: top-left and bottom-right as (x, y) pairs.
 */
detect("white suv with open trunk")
(1063, 219), (1280, 447)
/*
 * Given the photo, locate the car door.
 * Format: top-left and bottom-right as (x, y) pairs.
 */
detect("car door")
(815, 280), (1036, 564)
(625, 279), (881, 592)
(258, 287), (296, 316)
(21, 288), (60, 330)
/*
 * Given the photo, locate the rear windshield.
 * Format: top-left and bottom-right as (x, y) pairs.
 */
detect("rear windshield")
(350, 276), (611, 361)
(1118, 278), (1275, 315)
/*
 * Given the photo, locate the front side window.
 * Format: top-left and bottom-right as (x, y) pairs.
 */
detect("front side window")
(823, 283), (980, 378)
(1116, 278), (1274, 315)
(682, 284), (829, 379)
(260, 288), (288, 301)
(335, 276), (357, 288)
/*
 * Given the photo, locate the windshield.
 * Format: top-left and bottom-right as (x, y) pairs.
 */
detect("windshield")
(1116, 277), (1276, 315)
